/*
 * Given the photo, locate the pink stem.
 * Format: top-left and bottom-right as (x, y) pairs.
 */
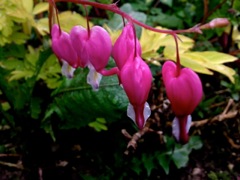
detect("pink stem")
(134, 105), (145, 130)
(178, 116), (189, 144)
(53, 0), (202, 35)
(130, 21), (137, 58)
(98, 67), (119, 76)
(173, 34), (181, 76)
(83, 5), (91, 37)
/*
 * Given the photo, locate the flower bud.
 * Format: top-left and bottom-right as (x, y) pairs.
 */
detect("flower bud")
(120, 56), (152, 129)
(51, 24), (78, 68)
(112, 23), (142, 70)
(200, 18), (229, 30)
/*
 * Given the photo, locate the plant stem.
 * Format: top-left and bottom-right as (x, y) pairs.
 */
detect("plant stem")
(53, 0), (202, 35)
(173, 34), (181, 76)
(83, 5), (91, 37)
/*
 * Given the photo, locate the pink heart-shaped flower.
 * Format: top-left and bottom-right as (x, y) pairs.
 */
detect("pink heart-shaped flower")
(120, 56), (152, 129)
(112, 23), (142, 70)
(70, 25), (112, 71)
(162, 61), (203, 116)
(51, 24), (79, 68)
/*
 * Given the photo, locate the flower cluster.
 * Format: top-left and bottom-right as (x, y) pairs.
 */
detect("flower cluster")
(51, 24), (112, 90)
(51, 18), (203, 142)
(113, 23), (152, 129)
(51, 22), (152, 130)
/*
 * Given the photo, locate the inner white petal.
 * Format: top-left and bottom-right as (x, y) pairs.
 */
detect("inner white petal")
(172, 117), (180, 141)
(143, 102), (151, 124)
(127, 103), (135, 123)
(87, 65), (102, 91)
(61, 60), (75, 78)
(186, 115), (192, 133)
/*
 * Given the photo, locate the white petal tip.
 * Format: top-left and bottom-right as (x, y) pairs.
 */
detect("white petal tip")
(61, 60), (76, 78)
(87, 65), (102, 91)
(172, 117), (180, 141)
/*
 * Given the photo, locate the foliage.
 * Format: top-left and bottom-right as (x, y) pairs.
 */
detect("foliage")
(0, 0), (239, 179)
(43, 65), (128, 131)
(130, 136), (203, 176)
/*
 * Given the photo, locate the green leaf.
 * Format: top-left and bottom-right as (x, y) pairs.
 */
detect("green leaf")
(187, 136), (203, 150)
(172, 136), (203, 169)
(131, 157), (142, 175)
(0, 58), (24, 70)
(50, 67), (128, 129)
(172, 144), (190, 168)
(88, 118), (108, 132)
(0, 72), (29, 110)
(107, 3), (146, 36)
(161, 0), (173, 7)
(38, 54), (62, 89)
(142, 154), (155, 176)
(157, 153), (171, 174)
(30, 97), (42, 119)
(9, 70), (34, 81)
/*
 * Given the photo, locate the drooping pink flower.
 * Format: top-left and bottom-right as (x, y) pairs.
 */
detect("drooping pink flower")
(120, 55), (152, 129)
(112, 23), (142, 70)
(51, 24), (79, 78)
(51, 24), (77, 67)
(70, 25), (112, 70)
(70, 25), (112, 90)
(162, 61), (203, 143)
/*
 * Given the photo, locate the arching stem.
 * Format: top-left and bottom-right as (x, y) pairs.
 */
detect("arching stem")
(84, 5), (91, 37)
(53, 0), (202, 36)
(130, 21), (137, 58)
(173, 33), (181, 76)
(48, 0), (61, 34)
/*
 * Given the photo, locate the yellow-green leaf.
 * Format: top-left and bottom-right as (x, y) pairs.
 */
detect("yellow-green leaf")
(164, 46), (213, 75)
(139, 27), (194, 60)
(35, 11), (94, 35)
(191, 51), (237, 64)
(140, 27), (168, 59)
(9, 70), (33, 81)
(159, 34), (194, 52)
(32, 2), (49, 15)
(164, 47), (237, 82)
(103, 24), (122, 44)
(58, 11), (94, 32)
(21, 0), (33, 13)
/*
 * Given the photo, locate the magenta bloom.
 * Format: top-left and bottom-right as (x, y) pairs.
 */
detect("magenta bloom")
(51, 24), (112, 90)
(162, 61), (203, 143)
(70, 25), (112, 89)
(70, 25), (112, 71)
(51, 24), (78, 78)
(120, 56), (152, 129)
(112, 23), (142, 70)
(51, 24), (78, 68)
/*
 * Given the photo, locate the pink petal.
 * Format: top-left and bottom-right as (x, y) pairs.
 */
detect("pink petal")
(162, 61), (203, 116)
(112, 23), (142, 70)
(51, 24), (78, 68)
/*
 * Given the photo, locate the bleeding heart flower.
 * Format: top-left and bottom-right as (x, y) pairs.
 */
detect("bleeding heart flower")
(51, 24), (79, 77)
(70, 25), (112, 90)
(120, 55), (152, 129)
(162, 61), (203, 143)
(112, 23), (142, 70)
